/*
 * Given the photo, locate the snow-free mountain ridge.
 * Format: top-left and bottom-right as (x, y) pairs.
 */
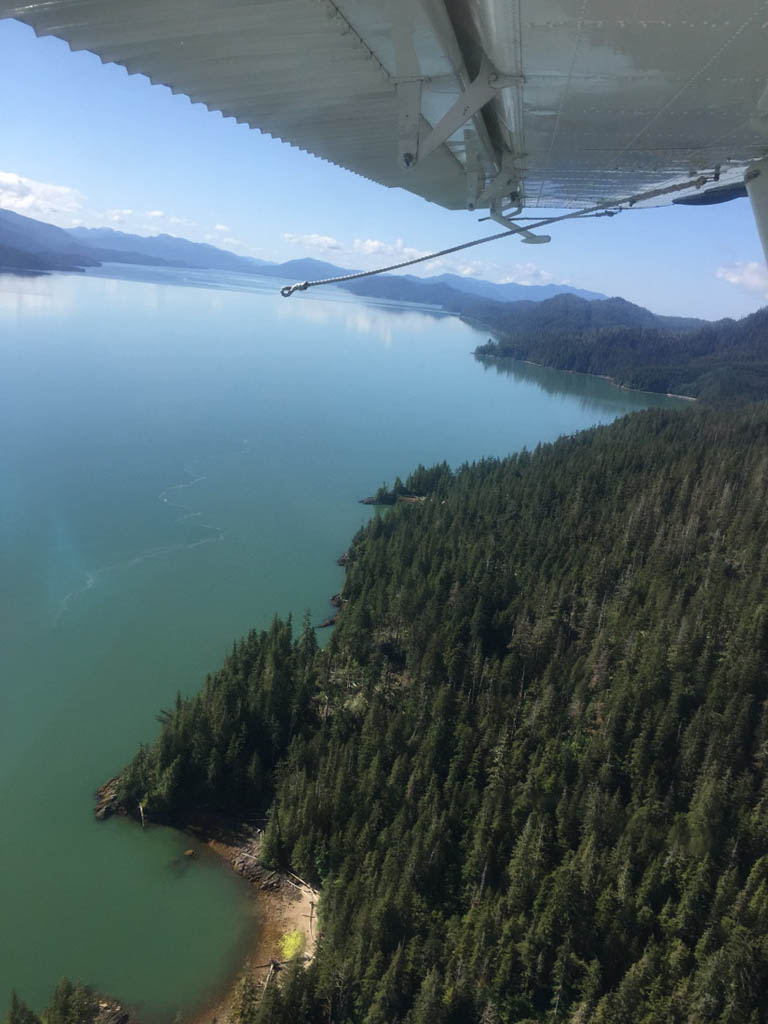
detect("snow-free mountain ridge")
(1, 208), (605, 304)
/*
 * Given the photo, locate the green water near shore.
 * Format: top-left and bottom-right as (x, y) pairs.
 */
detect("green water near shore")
(0, 266), (685, 1018)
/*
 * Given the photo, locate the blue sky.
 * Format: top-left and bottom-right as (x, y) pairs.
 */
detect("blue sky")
(1, 17), (766, 319)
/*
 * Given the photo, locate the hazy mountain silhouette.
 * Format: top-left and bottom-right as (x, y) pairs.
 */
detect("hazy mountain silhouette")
(68, 225), (268, 273)
(0, 209), (609, 307)
(405, 271), (605, 303)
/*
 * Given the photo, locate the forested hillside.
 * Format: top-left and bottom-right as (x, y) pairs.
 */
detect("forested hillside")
(6, 981), (102, 1024)
(476, 304), (768, 401)
(68, 403), (768, 1023)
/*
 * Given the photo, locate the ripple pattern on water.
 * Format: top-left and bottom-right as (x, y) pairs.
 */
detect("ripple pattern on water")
(55, 467), (224, 622)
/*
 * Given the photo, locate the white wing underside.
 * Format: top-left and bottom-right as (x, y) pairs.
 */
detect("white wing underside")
(1, 0), (767, 212)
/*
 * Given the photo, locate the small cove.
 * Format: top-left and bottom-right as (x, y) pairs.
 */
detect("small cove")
(0, 267), (687, 1018)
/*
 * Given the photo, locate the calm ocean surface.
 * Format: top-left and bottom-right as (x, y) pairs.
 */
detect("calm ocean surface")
(0, 265), (685, 1019)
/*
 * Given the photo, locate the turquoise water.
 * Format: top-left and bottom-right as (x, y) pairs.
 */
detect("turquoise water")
(0, 266), (684, 1019)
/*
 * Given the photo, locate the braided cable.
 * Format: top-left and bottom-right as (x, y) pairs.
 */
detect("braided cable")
(280, 176), (707, 297)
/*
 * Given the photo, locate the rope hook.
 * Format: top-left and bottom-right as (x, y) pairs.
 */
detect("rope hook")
(280, 281), (310, 297)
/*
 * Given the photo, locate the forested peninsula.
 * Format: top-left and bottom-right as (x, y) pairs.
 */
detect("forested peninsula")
(12, 399), (768, 1023)
(474, 300), (768, 401)
(340, 274), (768, 401)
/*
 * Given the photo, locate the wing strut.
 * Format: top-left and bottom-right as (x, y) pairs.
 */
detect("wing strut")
(745, 157), (768, 263)
(400, 56), (521, 169)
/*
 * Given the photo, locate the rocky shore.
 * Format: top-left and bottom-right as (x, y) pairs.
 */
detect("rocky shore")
(317, 590), (344, 628)
(93, 792), (318, 1024)
(184, 820), (318, 1024)
(94, 776), (122, 820)
(359, 492), (426, 506)
(93, 998), (138, 1024)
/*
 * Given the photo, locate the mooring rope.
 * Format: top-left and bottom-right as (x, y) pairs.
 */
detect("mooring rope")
(280, 175), (708, 297)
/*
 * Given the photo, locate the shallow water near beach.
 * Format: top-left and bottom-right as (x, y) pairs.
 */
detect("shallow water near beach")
(0, 266), (685, 1018)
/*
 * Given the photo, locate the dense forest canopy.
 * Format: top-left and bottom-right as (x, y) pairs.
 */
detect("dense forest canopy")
(9, 403), (761, 1023)
(475, 303), (768, 401)
(342, 281), (703, 335)
(5, 981), (101, 1024)
(342, 275), (768, 401)
(9, 197), (768, 1024)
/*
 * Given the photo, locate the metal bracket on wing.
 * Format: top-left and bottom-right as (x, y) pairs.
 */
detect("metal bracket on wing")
(474, 152), (551, 243)
(397, 79), (423, 168)
(398, 56), (522, 170)
(488, 196), (551, 245)
(477, 150), (520, 204)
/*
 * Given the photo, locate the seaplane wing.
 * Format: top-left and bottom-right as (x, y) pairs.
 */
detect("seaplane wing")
(2, 0), (767, 236)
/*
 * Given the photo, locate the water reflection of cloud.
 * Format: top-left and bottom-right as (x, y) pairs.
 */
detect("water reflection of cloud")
(0, 273), (61, 316)
(344, 308), (395, 346)
(275, 299), (332, 327)
(344, 303), (467, 348)
(276, 290), (461, 348)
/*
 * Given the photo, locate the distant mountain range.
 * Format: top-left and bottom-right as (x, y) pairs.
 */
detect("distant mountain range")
(403, 272), (605, 304)
(0, 207), (606, 306)
(68, 224), (272, 274)
(6, 205), (744, 397)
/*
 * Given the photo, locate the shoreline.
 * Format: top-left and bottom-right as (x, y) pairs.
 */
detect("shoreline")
(94, 787), (318, 1024)
(475, 348), (697, 401)
(183, 820), (319, 1024)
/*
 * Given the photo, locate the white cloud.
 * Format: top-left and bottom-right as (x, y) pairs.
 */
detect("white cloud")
(716, 261), (768, 298)
(140, 210), (194, 229)
(351, 237), (430, 262)
(279, 230), (578, 291)
(0, 170), (82, 221)
(106, 208), (133, 224)
(283, 232), (343, 252)
(215, 223), (230, 232)
(220, 236), (263, 257)
(499, 262), (559, 286)
(134, 209), (196, 232)
(283, 231), (434, 268)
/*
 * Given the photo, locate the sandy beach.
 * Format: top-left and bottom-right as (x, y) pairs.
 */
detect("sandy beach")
(186, 822), (318, 1024)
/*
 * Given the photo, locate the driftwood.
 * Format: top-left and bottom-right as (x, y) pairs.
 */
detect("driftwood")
(253, 957), (304, 971)
(235, 850), (261, 864)
(287, 870), (315, 890)
(283, 872), (319, 899)
(261, 956), (310, 989)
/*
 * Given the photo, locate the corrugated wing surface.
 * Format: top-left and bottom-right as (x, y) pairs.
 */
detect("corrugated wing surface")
(0, 0), (469, 208)
(2, 0), (767, 210)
